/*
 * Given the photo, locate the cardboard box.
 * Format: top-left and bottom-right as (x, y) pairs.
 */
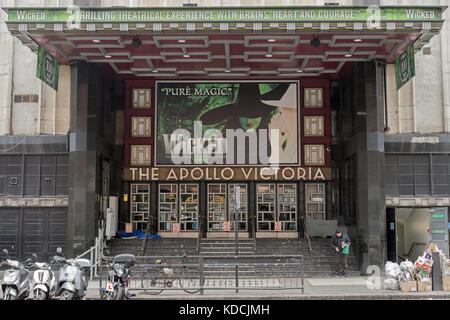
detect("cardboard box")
(399, 281), (418, 293)
(443, 277), (450, 292)
(125, 223), (133, 233)
(417, 281), (432, 292)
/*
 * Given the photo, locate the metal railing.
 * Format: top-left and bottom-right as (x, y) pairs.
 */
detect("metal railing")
(76, 221), (106, 280)
(98, 254), (304, 297)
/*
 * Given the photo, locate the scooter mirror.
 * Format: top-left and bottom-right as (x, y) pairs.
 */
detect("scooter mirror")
(104, 249), (110, 256)
(2, 249), (8, 256)
(56, 247), (62, 254)
(31, 253), (38, 262)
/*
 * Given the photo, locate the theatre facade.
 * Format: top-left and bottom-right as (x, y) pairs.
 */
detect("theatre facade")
(2, 5), (448, 271)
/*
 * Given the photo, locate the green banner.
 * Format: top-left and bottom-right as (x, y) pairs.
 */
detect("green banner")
(7, 7), (443, 23)
(37, 46), (59, 91)
(395, 44), (415, 90)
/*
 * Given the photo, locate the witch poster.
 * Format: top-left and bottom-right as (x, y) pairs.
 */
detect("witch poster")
(155, 81), (299, 166)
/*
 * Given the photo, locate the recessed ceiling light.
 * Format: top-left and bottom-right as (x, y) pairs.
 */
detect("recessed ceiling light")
(225, 69), (231, 73)
(178, 39), (186, 43)
(268, 39), (276, 42)
(265, 54), (273, 58)
(354, 39), (363, 42)
(297, 69), (303, 73)
(183, 54), (190, 58)
(105, 55), (112, 58)
(152, 70), (159, 73)
(92, 39), (101, 43)
(345, 54), (352, 57)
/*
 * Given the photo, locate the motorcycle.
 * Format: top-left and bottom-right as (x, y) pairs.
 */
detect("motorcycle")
(103, 253), (136, 300)
(32, 255), (57, 300)
(53, 248), (90, 300)
(1, 249), (33, 300)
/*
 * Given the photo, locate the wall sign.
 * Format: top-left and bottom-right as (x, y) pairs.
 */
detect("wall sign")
(7, 7), (443, 23)
(124, 166), (331, 181)
(395, 44), (415, 90)
(37, 46), (59, 91)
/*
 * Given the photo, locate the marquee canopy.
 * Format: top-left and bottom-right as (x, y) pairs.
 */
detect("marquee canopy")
(3, 6), (446, 78)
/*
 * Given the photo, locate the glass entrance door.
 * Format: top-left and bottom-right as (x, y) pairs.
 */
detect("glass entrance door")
(158, 184), (178, 232)
(207, 183), (248, 232)
(179, 184), (199, 231)
(158, 183), (199, 232)
(257, 183), (297, 231)
(228, 184), (248, 231)
(207, 184), (227, 231)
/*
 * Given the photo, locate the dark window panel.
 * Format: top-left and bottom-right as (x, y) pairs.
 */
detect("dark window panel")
(385, 155), (398, 165)
(432, 165), (448, 175)
(431, 154), (448, 165)
(413, 155), (429, 164)
(41, 166), (56, 175)
(41, 155), (56, 166)
(399, 165), (414, 174)
(399, 175), (414, 185)
(414, 175), (430, 185)
(415, 185), (431, 196)
(399, 185), (414, 196)
(433, 185), (449, 196)
(399, 155), (413, 165)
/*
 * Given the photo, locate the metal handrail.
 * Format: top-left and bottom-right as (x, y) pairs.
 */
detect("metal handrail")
(405, 242), (427, 259)
(75, 221), (106, 280)
(303, 217), (312, 254)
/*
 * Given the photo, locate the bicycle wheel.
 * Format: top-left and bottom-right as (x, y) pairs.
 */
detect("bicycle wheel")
(141, 269), (166, 295)
(179, 267), (200, 294)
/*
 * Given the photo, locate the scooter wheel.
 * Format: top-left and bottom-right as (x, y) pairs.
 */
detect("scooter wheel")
(34, 289), (47, 300)
(59, 290), (74, 300)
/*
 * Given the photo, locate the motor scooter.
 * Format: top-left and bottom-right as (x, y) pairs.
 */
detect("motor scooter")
(32, 254), (57, 300)
(53, 248), (90, 300)
(1, 249), (33, 300)
(103, 253), (136, 300)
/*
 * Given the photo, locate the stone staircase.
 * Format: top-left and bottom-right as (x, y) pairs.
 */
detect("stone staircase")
(105, 237), (360, 277)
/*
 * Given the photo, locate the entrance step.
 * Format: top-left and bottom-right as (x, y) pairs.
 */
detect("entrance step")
(105, 237), (360, 276)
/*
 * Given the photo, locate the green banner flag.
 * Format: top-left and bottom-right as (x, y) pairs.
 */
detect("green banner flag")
(395, 44), (415, 90)
(37, 46), (59, 91)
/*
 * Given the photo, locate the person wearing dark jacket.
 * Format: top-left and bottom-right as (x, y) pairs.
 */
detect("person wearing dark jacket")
(331, 230), (351, 277)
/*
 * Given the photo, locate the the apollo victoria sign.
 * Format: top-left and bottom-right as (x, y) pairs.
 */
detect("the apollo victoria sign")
(124, 166), (330, 181)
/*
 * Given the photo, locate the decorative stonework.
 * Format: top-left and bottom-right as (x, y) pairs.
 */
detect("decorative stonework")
(386, 197), (450, 207)
(0, 197), (69, 207)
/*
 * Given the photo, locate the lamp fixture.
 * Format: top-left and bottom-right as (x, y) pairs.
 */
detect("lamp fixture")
(132, 36), (142, 49)
(310, 37), (321, 48)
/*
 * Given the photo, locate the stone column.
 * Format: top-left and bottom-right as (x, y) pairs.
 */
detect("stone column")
(67, 62), (98, 257)
(353, 61), (386, 275)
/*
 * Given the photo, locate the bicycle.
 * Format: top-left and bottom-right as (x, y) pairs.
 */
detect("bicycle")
(140, 256), (200, 295)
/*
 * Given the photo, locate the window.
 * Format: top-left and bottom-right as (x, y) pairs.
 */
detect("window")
(131, 145), (151, 166)
(159, 184), (178, 232)
(130, 184), (150, 231)
(305, 183), (326, 220)
(132, 117), (152, 137)
(304, 145), (325, 165)
(304, 116), (324, 136)
(132, 89), (151, 108)
(304, 88), (323, 108)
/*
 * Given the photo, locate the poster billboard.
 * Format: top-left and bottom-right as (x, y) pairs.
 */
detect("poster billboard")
(155, 81), (299, 166)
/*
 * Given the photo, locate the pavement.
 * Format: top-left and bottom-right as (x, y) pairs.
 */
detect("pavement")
(86, 276), (450, 300)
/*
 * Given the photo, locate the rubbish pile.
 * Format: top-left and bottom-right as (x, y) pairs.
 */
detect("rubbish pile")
(384, 242), (449, 292)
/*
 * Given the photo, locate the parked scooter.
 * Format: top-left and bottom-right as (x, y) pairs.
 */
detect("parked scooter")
(32, 254), (57, 300)
(1, 249), (33, 300)
(103, 253), (136, 300)
(52, 248), (90, 300)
